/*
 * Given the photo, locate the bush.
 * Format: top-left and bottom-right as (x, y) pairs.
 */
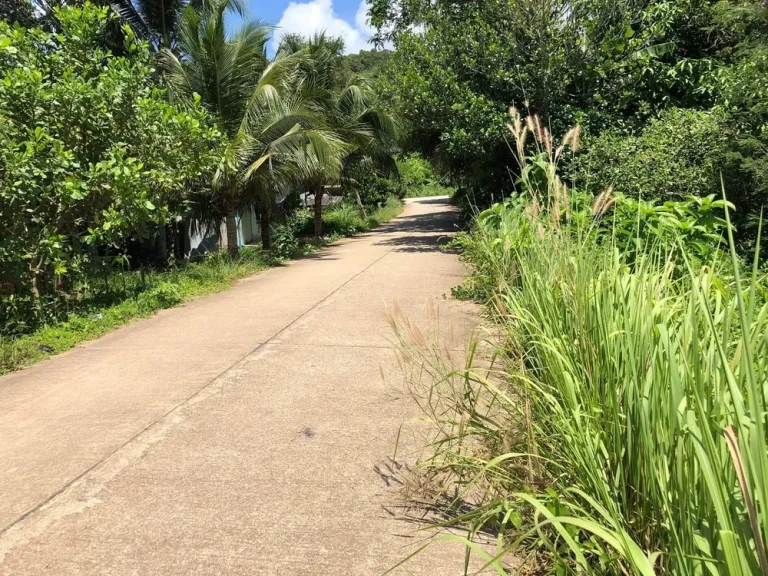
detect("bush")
(570, 108), (739, 202)
(346, 172), (402, 208)
(323, 204), (365, 236)
(136, 282), (182, 312)
(269, 211), (313, 260)
(0, 4), (223, 318)
(608, 194), (731, 263)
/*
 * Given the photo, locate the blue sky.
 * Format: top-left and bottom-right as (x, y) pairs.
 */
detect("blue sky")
(227, 0), (380, 55)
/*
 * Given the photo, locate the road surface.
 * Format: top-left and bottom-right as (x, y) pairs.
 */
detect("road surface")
(0, 197), (478, 575)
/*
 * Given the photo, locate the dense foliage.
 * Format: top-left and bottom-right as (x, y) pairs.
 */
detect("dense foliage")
(371, 0), (768, 239)
(396, 153), (454, 197)
(0, 1), (404, 339)
(395, 113), (768, 574)
(0, 4), (222, 331)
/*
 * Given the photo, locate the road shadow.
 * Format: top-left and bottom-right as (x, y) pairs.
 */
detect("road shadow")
(375, 233), (455, 253)
(373, 198), (463, 253)
(374, 458), (499, 539)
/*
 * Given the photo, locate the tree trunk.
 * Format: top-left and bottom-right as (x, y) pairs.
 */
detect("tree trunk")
(313, 186), (324, 238)
(353, 188), (366, 218)
(169, 220), (182, 261)
(260, 205), (271, 249)
(157, 223), (168, 262)
(225, 207), (239, 254)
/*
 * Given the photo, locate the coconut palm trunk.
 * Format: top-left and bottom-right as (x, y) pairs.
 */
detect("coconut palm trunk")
(353, 188), (366, 218)
(313, 186), (324, 238)
(225, 207), (239, 254)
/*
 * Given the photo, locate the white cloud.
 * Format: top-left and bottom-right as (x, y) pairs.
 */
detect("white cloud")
(271, 0), (376, 54)
(355, 0), (374, 35)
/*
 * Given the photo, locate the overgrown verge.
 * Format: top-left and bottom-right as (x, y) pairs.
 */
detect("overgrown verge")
(0, 198), (402, 374)
(397, 154), (456, 198)
(392, 113), (768, 574)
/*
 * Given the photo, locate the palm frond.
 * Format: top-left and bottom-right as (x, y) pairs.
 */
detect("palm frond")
(156, 47), (194, 102)
(109, 0), (153, 42)
(135, 0), (186, 47)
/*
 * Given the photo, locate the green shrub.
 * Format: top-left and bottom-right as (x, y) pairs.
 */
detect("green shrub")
(0, 4), (223, 320)
(346, 172), (402, 207)
(360, 196), (402, 227)
(405, 110), (768, 573)
(269, 211), (313, 260)
(608, 194), (731, 263)
(397, 153), (455, 198)
(136, 282), (182, 312)
(323, 203), (365, 236)
(570, 108), (739, 202)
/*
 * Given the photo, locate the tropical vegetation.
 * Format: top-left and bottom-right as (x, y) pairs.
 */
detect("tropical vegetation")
(371, 0), (768, 241)
(0, 196), (401, 373)
(0, 0), (404, 349)
(390, 110), (768, 574)
(365, 0), (768, 573)
(5, 0), (768, 572)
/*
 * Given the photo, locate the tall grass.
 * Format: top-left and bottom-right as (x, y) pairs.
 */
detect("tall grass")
(391, 112), (768, 574)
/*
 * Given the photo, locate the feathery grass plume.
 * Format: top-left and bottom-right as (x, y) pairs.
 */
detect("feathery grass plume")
(543, 126), (553, 157)
(508, 106), (528, 165)
(525, 114), (535, 134)
(591, 186), (613, 216)
(599, 196), (616, 215)
(506, 108), (581, 223)
(556, 125), (581, 158)
(534, 115), (544, 145)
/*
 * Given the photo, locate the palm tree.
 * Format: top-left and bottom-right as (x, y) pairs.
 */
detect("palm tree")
(159, 0), (270, 251)
(277, 33), (398, 237)
(109, 0), (245, 52)
(237, 95), (347, 249)
(333, 79), (399, 217)
(159, 0), (345, 252)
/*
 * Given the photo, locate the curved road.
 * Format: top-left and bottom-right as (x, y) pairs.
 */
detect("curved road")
(0, 197), (477, 575)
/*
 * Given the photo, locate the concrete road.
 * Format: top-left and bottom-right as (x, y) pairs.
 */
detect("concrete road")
(0, 197), (479, 575)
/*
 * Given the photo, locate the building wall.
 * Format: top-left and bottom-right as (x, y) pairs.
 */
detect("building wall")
(184, 219), (225, 259)
(183, 204), (260, 259)
(239, 204), (260, 246)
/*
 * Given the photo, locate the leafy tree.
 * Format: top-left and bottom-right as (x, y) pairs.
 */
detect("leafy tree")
(0, 4), (222, 307)
(569, 108), (737, 202)
(371, 0), (768, 214)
